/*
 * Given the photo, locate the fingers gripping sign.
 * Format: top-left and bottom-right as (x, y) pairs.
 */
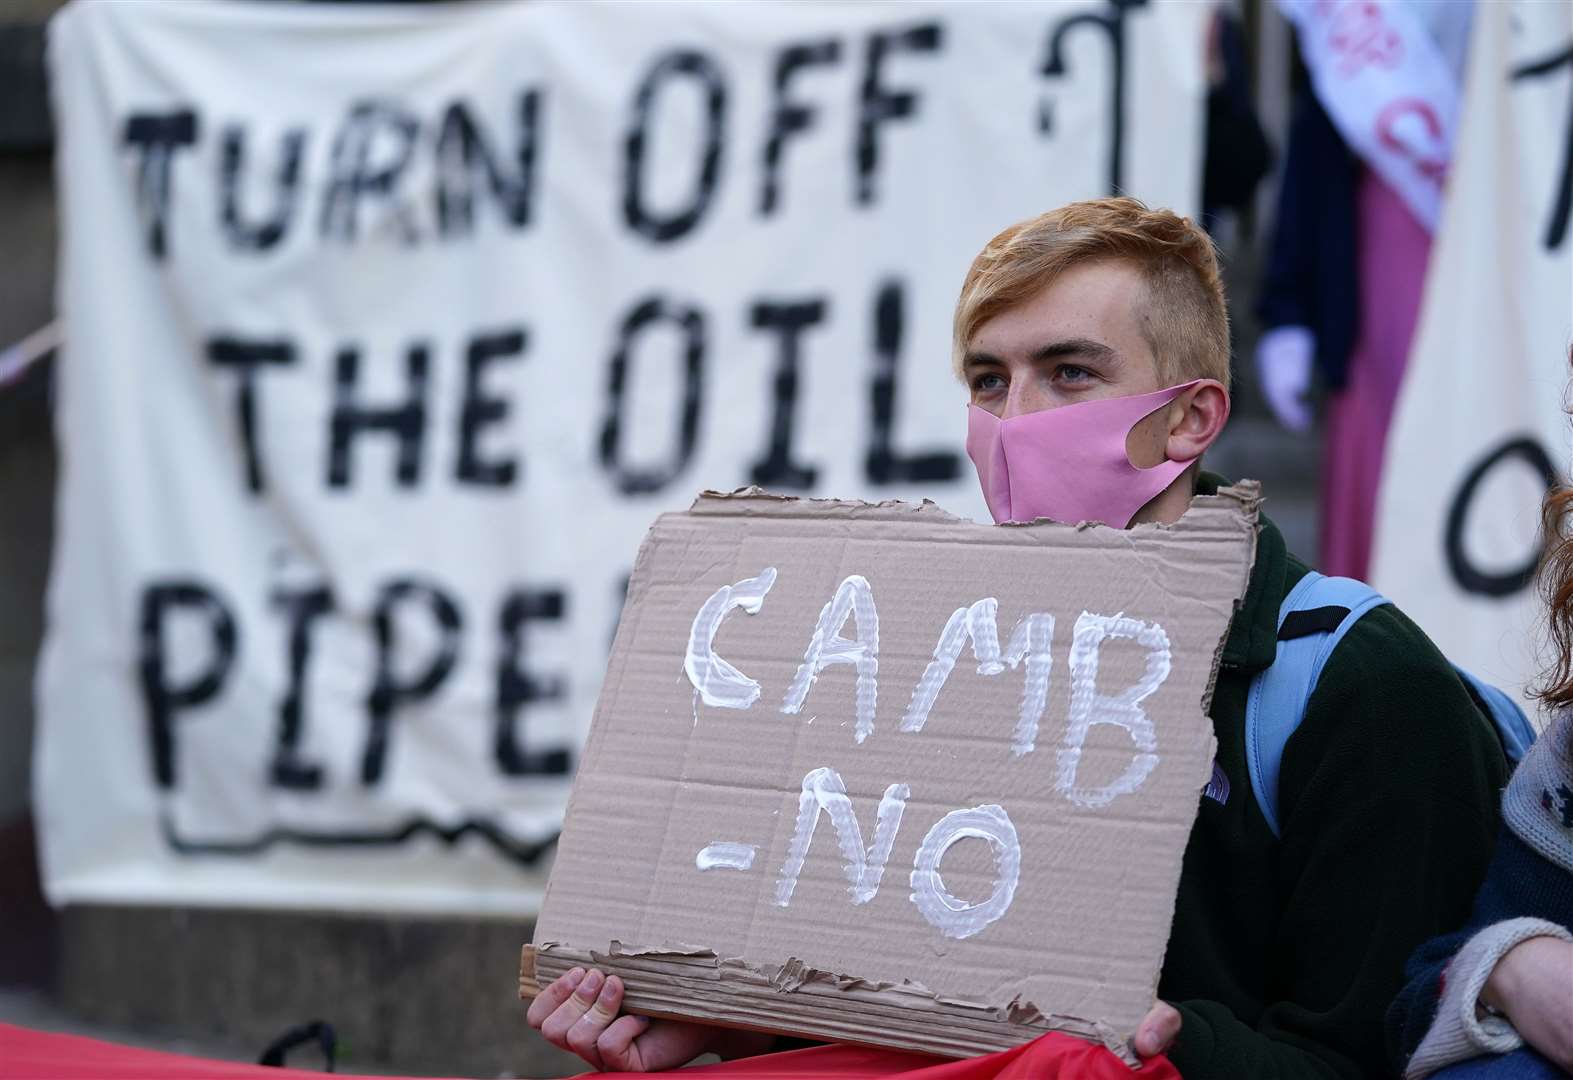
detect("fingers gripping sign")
(565, 971), (624, 1069)
(526, 967), (733, 1071)
(530, 967), (606, 1067)
(523, 965), (584, 1031)
(593, 1010), (657, 1072)
(1133, 1000), (1182, 1060)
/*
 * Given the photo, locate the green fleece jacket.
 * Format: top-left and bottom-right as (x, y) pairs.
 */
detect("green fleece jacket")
(1159, 477), (1509, 1079)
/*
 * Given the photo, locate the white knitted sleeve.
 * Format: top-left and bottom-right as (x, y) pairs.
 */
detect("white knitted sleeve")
(1404, 918), (1573, 1079)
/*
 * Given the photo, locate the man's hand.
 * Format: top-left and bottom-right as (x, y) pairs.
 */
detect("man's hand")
(526, 967), (774, 1071)
(1134, 1000), (1182, 1060)
(1482, 936), (1573, 1071)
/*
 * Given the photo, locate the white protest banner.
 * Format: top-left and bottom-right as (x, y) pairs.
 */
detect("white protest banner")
(1370, 1), (1573, 710)
(39, 0), (1207, 915)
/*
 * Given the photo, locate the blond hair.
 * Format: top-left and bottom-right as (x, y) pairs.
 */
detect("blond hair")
(952, 197), (1232, 391)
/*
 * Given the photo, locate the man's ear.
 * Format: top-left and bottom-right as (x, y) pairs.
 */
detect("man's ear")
(1165, 380), (1230, 462)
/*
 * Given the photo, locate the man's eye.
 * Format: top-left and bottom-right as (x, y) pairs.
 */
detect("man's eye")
(971, 373), (1005, 393)
(1056, 364), (1093, 384)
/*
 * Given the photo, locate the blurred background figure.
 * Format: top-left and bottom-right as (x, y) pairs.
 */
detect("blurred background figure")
(1256, 0), (1472, 581)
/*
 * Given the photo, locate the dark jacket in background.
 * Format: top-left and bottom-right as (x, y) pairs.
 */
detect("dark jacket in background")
(1256, 92), (1360, 391)
(1202, 14), (1273, 224)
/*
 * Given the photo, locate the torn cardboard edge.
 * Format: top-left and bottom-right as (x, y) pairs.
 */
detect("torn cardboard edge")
(521, 943), (1133, 1066)
(688, 480), (1264, 534)
(526, 482), (1262, 1070)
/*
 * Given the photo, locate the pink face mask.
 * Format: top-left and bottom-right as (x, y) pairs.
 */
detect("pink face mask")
(966, 380), (1221, 528)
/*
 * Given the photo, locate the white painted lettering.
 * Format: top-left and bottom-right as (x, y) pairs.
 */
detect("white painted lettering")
(909, 803), (1020, 939)
(696, 841), (757, 871)
(780, 575), (879, 743)
(774, 766), (908, 907)
(1056, 611), (1169, 808)
(1003, 613), (1055, 757)
(684, 567), (777, 709)
(899, 598), (1004, 735)
(900, 601), (1054, 756)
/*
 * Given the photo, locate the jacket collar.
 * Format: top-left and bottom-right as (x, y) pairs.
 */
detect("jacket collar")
(1196, 472), (1294, 674)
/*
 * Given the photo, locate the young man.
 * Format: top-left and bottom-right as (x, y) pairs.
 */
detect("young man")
(527, 198), (1509, 1077)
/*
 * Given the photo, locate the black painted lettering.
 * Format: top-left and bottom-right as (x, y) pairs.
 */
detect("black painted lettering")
(138, 581), (238, 789)
(856, 24), (942, 206)
(749, 298), (827, 489)
(434, 91), (544, 238)
(456, 328), (526, 487)
(760, 39), (842, 216)
(361, 580), (463, 785)
(207, 337), (296, 494)
(327, 343), (430, 489)
(270, 585), (333, 790)
(495, 589), (571, 776)
(123, 110), (199, 260)
(1042, 1), (1145, 196)
(319, 101), (421, 243)
(1510, 44), (1573, 251)
(623, 50), (728, 243)
(1445, 435), (1558, 597)
(220, 125), (306, 252)
(865, 279), (961, 483)
(598, 297), (705, 495)
(1552, 110), (1573, 251)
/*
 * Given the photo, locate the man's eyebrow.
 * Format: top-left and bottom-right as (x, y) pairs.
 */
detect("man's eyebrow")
(1029, 337), (1118, 364)
(961, 351), (1004, 369)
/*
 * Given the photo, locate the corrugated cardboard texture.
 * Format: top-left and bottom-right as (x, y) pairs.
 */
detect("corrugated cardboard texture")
(531, 485), (1259, 1063)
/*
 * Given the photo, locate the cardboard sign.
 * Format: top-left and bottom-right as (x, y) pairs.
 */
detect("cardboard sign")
(530, 486), (1258, 1059)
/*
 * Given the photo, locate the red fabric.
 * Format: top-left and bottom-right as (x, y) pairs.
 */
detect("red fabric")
(619, 1035), (1183, 1079)
(0, 1022), (1179, 1080)
(0, 1023), (353, 1080)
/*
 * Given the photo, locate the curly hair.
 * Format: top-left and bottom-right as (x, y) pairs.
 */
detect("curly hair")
(1537, 483), (1573, 708)
(952, 196), (1231, 391)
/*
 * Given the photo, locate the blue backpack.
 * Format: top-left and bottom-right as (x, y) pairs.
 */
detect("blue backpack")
(1244, 571), (1539, 838)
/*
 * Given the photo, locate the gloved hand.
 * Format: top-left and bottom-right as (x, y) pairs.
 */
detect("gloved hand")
(1255, 325), (1315, 433)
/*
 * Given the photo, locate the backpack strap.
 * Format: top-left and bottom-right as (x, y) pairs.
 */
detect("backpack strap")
(1245, 572), (1391, 838)
(1451, 665), (1537, 764)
